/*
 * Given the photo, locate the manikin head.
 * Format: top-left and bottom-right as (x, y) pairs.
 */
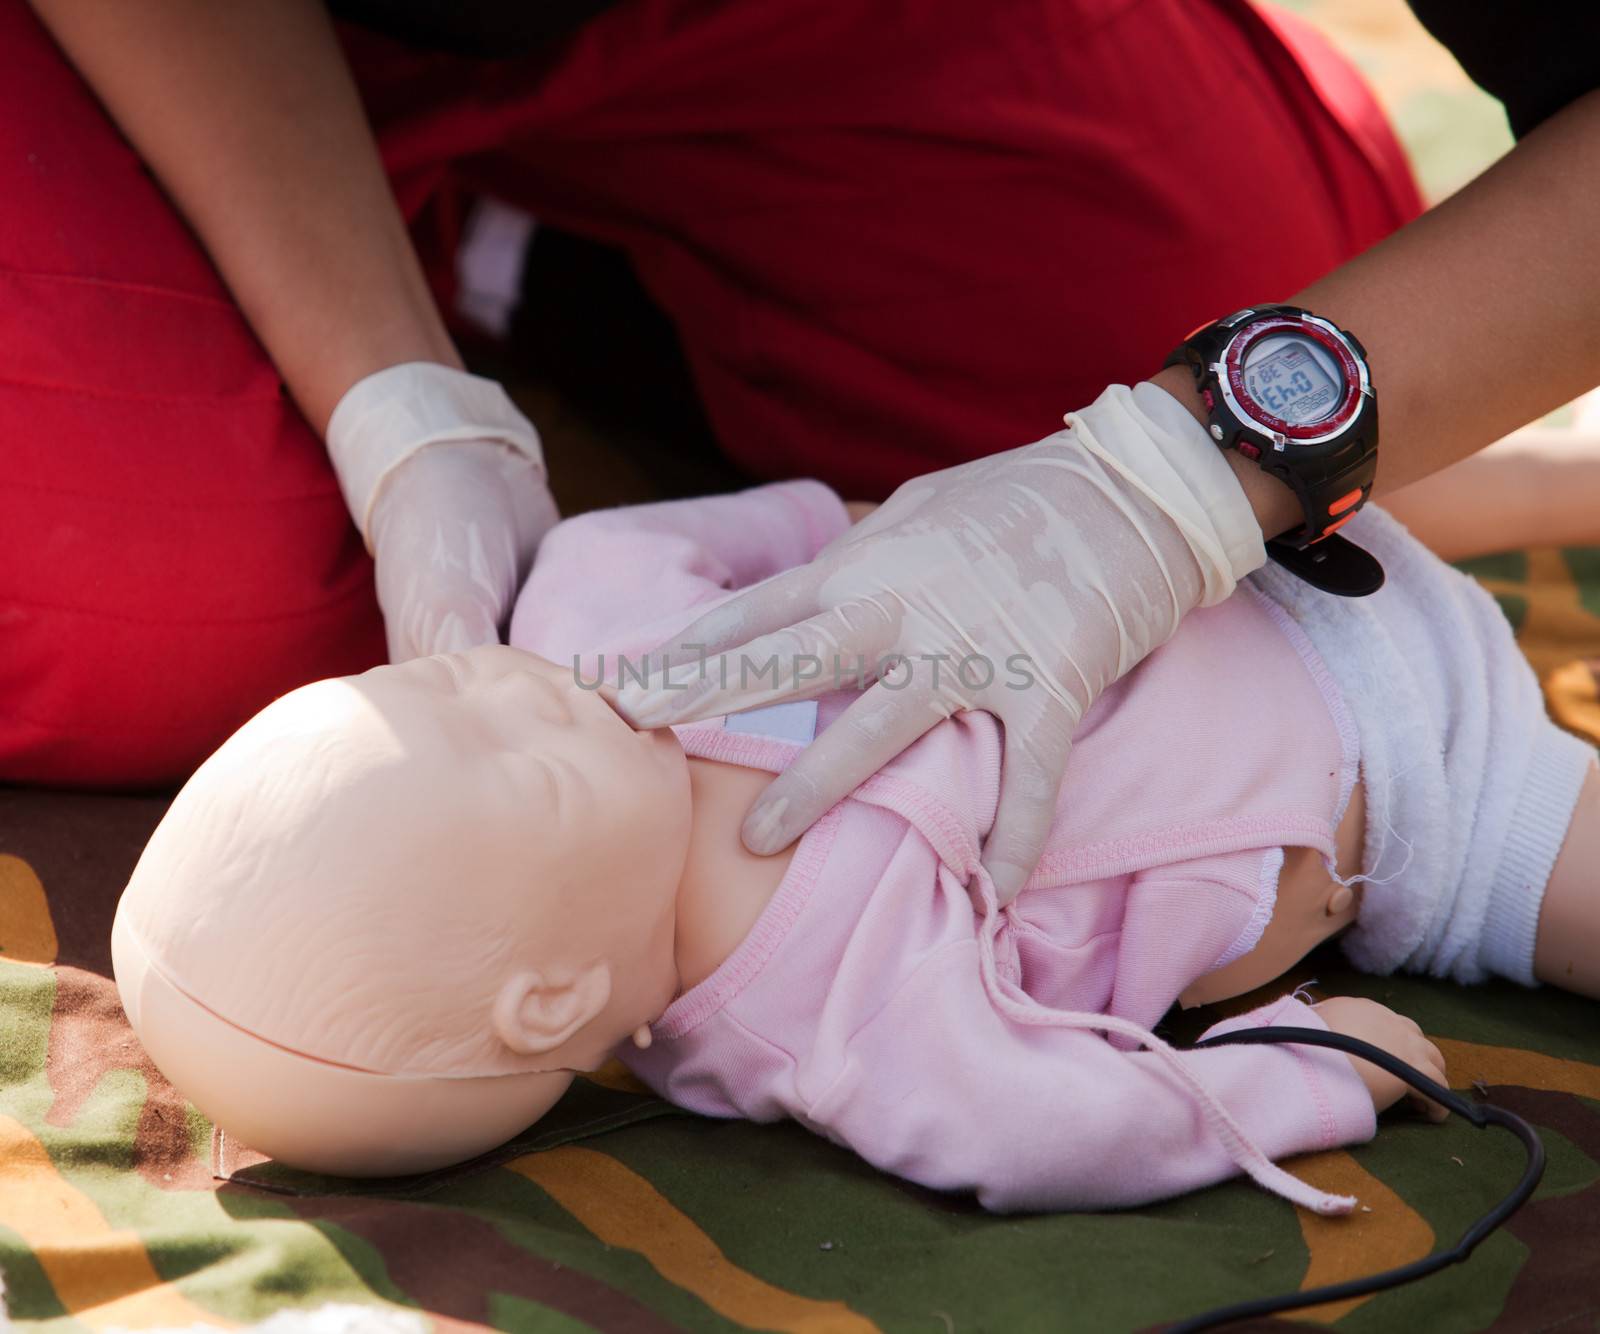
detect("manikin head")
(114, 645), (691, 1176)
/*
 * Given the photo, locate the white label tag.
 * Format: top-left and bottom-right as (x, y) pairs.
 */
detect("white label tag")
(723, 700), (819, 745)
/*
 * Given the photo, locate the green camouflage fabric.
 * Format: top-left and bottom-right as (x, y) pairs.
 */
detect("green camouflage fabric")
(2, 531), (1600, 1333)
(5, 4), (1597, 1330)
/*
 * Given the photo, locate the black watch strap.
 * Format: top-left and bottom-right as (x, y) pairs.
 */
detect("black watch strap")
(1265, 534), (1384, 596)
(1262, 450), (1383, 594)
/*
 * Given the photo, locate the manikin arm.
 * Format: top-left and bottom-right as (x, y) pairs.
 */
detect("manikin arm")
(798, 851), (1372, 1212)
(1533, 758), (1600, 996)
(812, 939), (1374, 1214)
(511, 482), (852, 662)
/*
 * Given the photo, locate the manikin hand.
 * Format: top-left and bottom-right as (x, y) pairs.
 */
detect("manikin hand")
(614, 383), (1266, 904)
(1312, 997), (1450, 1123)
(327, 363), (560, 661)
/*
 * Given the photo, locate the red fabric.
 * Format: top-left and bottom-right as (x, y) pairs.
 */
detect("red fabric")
(0, 0), (1420, 787)
(349, 0), (1422, 495)
(0, 0), (387, 790)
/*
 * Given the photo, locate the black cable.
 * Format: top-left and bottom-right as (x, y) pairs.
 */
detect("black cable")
(1167, 1025), (1545, 1333)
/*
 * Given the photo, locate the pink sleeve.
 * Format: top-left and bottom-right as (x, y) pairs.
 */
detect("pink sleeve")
(1104, 850), (1280, 1044)
(509, 480), (850, 661)
(806, 944), (1375, 1213)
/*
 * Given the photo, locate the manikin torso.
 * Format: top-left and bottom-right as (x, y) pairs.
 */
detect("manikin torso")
(675, 756), (799, 990)
(676, 750), (1366, 1004)
(550, 490), (1369, 1008)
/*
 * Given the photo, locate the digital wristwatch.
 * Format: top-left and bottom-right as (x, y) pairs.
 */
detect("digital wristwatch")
(1165, 304), (1383, 597)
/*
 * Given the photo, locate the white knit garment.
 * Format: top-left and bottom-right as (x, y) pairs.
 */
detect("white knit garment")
(1248, 505), (1595, 986)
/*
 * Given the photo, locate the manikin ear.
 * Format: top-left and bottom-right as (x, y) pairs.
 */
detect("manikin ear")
(492, 963), (612, 1058)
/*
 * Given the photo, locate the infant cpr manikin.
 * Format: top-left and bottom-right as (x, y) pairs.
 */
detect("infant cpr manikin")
(116, 632), (1369, 1191)
(110, 478), (1600, 1217)
(113, 647), (691, 1175)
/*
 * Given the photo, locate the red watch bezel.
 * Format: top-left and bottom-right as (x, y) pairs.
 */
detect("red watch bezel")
(1222, 316), (1363, 442)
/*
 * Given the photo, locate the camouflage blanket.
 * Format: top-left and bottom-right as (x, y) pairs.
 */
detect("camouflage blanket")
(2, 6), (1595, 1326)
(2, 538), (1599, 1334)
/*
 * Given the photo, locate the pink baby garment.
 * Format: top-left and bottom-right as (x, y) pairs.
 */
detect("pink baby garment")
(510, 481), (1375, 1213)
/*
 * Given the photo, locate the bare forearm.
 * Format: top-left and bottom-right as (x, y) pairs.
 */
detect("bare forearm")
(1300, 90), (1600, 494)
(29, 0), (459, 433)
(1155, 89), (1600, 541)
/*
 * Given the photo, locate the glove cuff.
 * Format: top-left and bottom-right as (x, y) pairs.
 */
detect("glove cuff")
(1129, 380), (1267, 594)
(325, 362), (546, 550)
(1066, 384), (1267, 605)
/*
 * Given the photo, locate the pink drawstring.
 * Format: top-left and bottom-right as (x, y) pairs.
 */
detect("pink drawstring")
(972, 891), (1356, 1216)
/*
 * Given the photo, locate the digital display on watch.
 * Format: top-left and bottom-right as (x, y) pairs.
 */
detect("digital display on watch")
(1242, 333), (1342, 426)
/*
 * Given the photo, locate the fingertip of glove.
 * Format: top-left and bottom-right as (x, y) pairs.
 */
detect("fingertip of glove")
(610, 682), (658, 726)
(741, 796), (790, 856)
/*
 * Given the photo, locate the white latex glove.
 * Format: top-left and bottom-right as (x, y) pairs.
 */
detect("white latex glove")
(326, 363), (560, 661)
(613, 383), (1267, 904)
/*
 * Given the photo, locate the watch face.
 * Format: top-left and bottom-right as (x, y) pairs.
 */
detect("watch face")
(1240, 333), (1342, 426)
(1222, 314), (1364, 442)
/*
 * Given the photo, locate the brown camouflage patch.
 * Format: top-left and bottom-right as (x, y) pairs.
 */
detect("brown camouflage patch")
(45, 965), (213, 1192)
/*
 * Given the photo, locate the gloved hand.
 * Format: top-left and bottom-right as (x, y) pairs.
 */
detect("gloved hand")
(326, 363), (560, 661)
(614, 383), (1267, 904)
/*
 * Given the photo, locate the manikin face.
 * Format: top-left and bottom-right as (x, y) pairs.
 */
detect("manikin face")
(119, 645), (693, 1082)
(378, 647), (689, 866)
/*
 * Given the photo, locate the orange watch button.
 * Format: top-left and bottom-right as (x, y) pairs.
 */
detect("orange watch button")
(1328, 488), (1364, 516)
(1314, 511), (1358, 541)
